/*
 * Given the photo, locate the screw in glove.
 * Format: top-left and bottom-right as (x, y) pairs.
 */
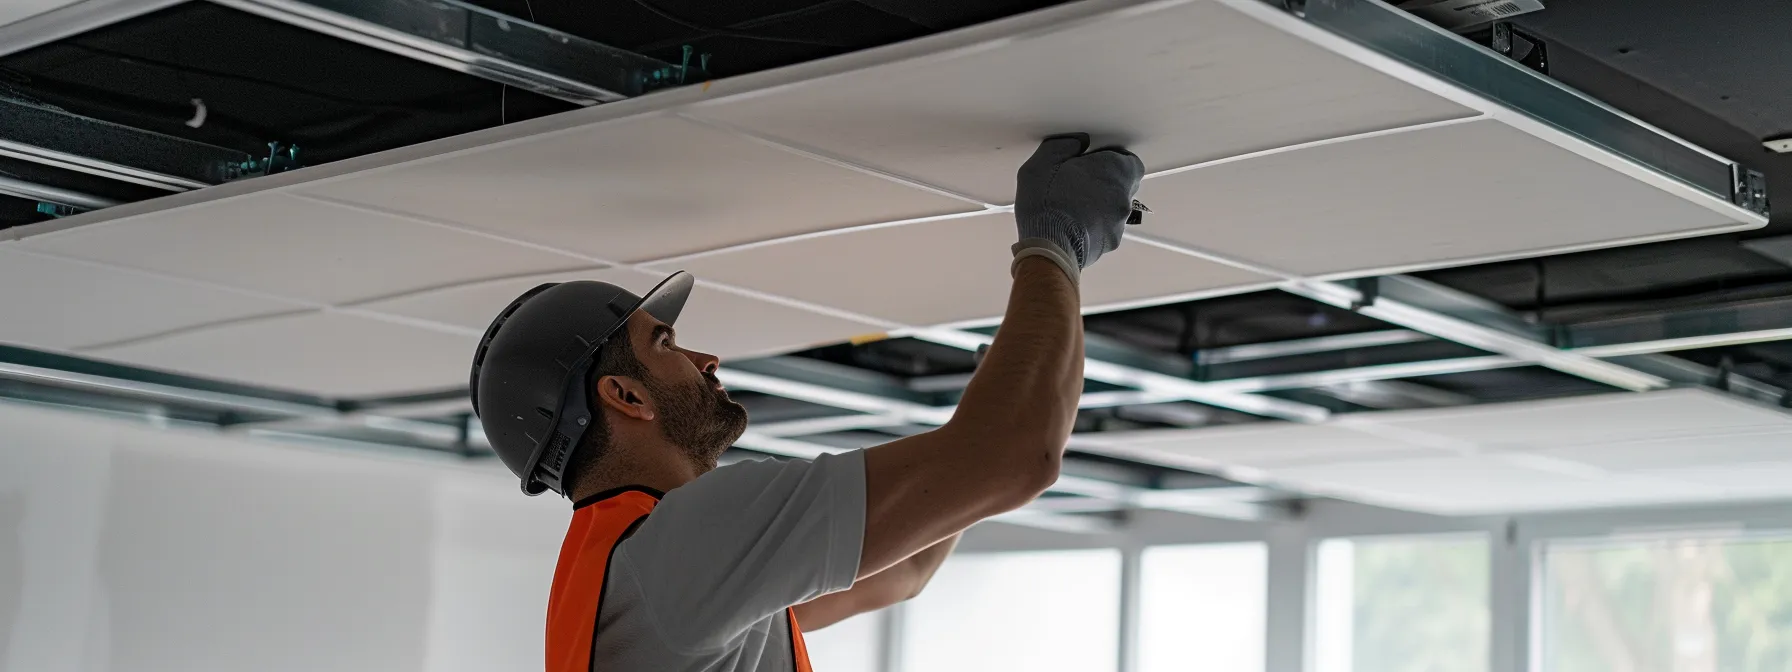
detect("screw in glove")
(1128, 200), (1151, 225)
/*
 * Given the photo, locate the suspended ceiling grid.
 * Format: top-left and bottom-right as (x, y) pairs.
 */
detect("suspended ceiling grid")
(0, 0), (1767, 399)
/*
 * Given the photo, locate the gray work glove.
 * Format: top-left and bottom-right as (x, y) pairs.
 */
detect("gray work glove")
(1012, 133), (1146, 285)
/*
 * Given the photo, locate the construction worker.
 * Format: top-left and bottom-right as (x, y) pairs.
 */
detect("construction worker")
(469, 133), (1145, 671)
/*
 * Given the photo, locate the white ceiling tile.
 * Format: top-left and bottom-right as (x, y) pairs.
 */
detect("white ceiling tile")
(582, 268), (886, 360)
(690, 0), (1473, 205)
(1649, 462), (1792, 498)
(18, 194), (590, 305)
(663, 213), (1271, 326)
(1100, 422), (1439, 470)
(300, 115), (977, 263)
(0, 0), (85, 25)
(1269, 455), (1725, 515)
(1534, 428), (1792, 472)
(361, 266), (884, 361)
(1373, 388), (1786, 451)
(349, 268), (609, 332)
(0, 248), (304, 351)
(85, 312), (477, 398)
(1137, 120), (1744, 277)
(1090, 389), (1792, 513)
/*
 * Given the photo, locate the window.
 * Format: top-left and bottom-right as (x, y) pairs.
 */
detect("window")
(1138, 543), (1267, 672)
(803, 610), (884, 672)
(1542, 533), (1792, 672)
(899, 549), (1121, 672)
(1315, 535), (1490, 672)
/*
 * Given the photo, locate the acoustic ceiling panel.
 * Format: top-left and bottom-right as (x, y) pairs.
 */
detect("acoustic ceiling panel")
(687, 0), (1476, 205)
(1091, 422), (1434, 470)
(1655, 462), (1792, 497)
(1135, 120), (1747, 278)
(1372, 388), (1788, 450)
(582, 268), (889, 360)
(1532, 429), (1792, 472)
(0, 248), (304, 351)
(0, 0), (85, 26)
(662, 213), (1273, 325)
(1267, 455), (1727, 514)
(17, 194), (592, 305)
(349, 269), (611, 331)
(357, 267), (887, 360)
(299, 115), (979, 263)
(1093, 389), (1792, 513)
(85, 311), (477, 397)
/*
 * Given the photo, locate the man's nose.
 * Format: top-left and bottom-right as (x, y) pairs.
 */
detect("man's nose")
(684, 348), (720, 374)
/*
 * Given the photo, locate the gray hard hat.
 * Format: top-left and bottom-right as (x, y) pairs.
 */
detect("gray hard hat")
(469, 271), (694, 496)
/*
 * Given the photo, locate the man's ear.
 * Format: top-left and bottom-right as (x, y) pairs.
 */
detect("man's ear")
(594, 374), (655, 422)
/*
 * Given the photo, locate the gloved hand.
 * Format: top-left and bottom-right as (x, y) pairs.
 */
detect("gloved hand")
(1012, 133), (1146, 285)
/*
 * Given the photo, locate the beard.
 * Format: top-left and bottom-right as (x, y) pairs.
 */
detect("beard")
(644, 368), (748, 469)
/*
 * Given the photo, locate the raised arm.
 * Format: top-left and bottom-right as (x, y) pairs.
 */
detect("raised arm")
(857, 135), (1143, 578)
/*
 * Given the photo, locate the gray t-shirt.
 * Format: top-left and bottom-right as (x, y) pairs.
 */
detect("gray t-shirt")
(591, 450), (867, 671)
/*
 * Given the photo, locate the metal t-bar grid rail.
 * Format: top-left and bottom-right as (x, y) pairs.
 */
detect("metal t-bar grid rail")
(724, 276), (1792, 438)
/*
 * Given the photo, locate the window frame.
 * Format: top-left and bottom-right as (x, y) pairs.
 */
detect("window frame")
(863, 500), (1792, 672)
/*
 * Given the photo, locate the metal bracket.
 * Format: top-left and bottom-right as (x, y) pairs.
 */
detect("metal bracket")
(1733, 166), (1771, 216)
(34, 202), (83, 218)
(1488, 22), (1547, 75)
(222, 141), (304, 181)
(1349, 277), (1379, 311)
(1714, 355), (1736, 392)
(641, 45), (713, 91)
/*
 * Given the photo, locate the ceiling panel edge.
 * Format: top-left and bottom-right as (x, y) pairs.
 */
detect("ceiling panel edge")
(0, 0), (1174, 243)
(1210, 0), (1765, 229)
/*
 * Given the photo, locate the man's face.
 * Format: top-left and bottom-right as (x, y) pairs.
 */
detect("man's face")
(626, 313), (748, 466)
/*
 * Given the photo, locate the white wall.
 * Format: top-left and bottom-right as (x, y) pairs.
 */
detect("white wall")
(900, 549), (1122, 672)
(0, 401), (572, 672)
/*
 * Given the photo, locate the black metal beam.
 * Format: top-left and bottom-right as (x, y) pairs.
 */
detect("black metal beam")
(0, 96), (254, 190)
(210, 0), (697, 105)
(1564, 295), (1792, 353)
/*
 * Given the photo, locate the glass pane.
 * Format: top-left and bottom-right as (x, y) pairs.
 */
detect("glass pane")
(803, 609), (883, 672)
(1542, 534), (1792, 672)
(1315, 535), (1490, 672)
(900, 549), (1121, 672)
(1139, 543), (1267, 672)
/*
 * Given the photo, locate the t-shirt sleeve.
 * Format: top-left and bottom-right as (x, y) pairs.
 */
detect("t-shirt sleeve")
(614, 449), (867, 653)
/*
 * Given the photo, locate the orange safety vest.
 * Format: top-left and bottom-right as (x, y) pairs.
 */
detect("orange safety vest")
(545, 486), (814, 672)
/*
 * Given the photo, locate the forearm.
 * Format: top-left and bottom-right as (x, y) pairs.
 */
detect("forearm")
(901, 531), (962, 594)
(851, 531), (960, 603)
(794, 533), (962, 630)
(941, 256), (1083, 498)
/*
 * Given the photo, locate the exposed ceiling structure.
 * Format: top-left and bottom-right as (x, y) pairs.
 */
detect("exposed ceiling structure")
(3, 0), (1791, 524)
